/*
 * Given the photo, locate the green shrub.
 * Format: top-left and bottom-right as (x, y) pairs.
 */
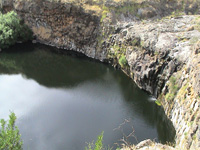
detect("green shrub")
(0, 112), (23, 150)
(119, 55), (127, 68)
(0, 11), (32, 49)
(85, 131), (104, 150)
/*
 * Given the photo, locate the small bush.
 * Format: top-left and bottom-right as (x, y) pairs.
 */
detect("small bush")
(85, 131), (105, 150)
(0, 112), (23, 150)
(119, 55), (127, 68)
(0, 11), (32, 49)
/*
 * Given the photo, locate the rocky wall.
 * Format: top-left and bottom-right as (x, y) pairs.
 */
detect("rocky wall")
(105, 16), (200, 149)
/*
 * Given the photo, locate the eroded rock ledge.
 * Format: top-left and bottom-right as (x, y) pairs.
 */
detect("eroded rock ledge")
(3, 0), (200, 149)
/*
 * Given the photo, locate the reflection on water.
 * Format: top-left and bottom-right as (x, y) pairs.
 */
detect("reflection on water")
(0, 44), (175, 150)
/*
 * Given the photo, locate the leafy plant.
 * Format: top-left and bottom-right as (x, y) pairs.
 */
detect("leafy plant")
(0, 112), (23, 150)
(0, 11), (32, 49)
(85, 131), (106, 150)
(119, 55), (127, 68)
(155, 100), (161, 106)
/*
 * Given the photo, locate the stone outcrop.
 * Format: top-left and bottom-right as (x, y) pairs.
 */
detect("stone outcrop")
(2, 0), (200, 149)
(122, 139), (175, 150)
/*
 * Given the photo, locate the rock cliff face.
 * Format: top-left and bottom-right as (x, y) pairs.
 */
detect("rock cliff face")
(13, 0), (106, 60)
(3, 0), (200, 149)
(104, 15), (200, 149)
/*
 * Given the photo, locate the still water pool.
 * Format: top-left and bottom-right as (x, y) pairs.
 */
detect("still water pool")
(0, 44), (175, 150)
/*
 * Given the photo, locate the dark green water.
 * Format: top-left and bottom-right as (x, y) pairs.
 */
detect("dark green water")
(0, 44), (175, 150)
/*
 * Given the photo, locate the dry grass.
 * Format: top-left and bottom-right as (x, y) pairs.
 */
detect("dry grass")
(47, 0), (146, 5)
(16, 0), (199, 16)
(82, 4), (102, 15)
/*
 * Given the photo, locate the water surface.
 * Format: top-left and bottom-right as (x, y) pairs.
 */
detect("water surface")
(0, 44), (175, 150)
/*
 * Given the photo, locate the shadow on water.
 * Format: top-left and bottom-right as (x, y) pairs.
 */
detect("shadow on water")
(0, 43), (175, 149)
(0, 43), (107, 88)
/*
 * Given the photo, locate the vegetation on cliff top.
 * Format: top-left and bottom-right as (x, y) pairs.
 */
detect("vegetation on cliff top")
(0, 11), (32, 49)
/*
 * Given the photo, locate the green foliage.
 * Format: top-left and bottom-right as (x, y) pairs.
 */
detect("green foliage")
(155, 100), (161, 106)
(100, 6), (109, 22)
(107, 44), (129, 69)
(85, 131), (106, 150)
(193, 134), (197, 140)
(0, 11), (32, 49)
(0, 112), (23, 150)
(165, 76), (179, 101)
(108, 45), (120, 59)
(94, 131), (103, 150)
(119, 55), (127, 68)
(184, 132), (188, 137)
